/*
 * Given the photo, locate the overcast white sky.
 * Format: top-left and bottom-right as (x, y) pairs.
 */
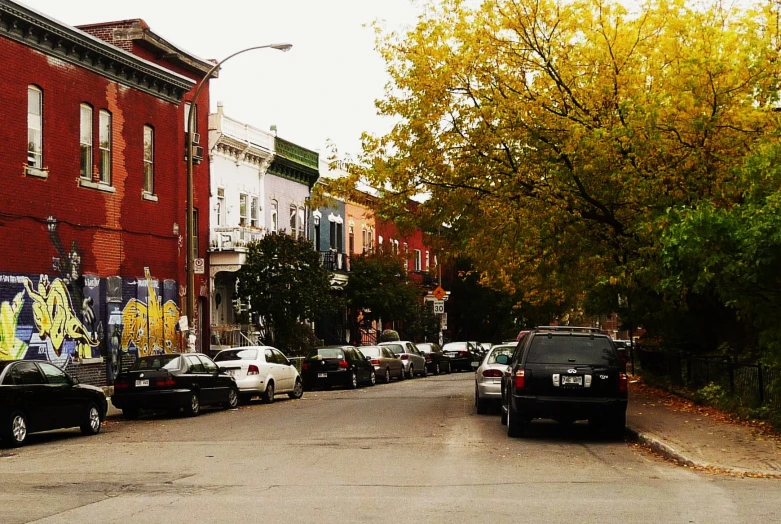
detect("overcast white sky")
(20, 0), (422, 157)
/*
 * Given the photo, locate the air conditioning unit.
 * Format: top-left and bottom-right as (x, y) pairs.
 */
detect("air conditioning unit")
(191, 145), (204, 162)
(192, 133), (201, 145)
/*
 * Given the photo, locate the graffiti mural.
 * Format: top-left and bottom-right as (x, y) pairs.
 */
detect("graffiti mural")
(0, 269), (181, 371)
(120, 268), (180, 357)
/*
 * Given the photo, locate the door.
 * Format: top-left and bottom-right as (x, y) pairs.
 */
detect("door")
(184, 355), (212, 404)
(407, 343), (425, 371)
(198, 355), (230, 403)
(272, 349), (294, 391)
(9, 362), (50, 432)
(37, 362), (81, 430)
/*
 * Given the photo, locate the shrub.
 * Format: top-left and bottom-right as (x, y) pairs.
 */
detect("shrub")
(378, 329), (400, 342)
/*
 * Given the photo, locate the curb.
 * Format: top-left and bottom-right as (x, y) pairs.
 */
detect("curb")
(626, 425), (781, 478)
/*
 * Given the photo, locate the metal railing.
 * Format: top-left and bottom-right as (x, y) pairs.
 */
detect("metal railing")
(210, 226), (263, 251)
(319, 251), (349, 272)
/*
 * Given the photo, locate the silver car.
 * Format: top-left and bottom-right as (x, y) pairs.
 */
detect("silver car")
(359, 345), (405, 383)
(474, 343), (515, 414)
(379, 341), (427, 378)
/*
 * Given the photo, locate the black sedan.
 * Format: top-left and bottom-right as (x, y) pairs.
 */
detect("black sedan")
(442, 341), (481, 372)
(112, 353), (239, 418)
(0, 360), (107, 447)
(416, 343), (452, 375)
(301, 346), (376, 390)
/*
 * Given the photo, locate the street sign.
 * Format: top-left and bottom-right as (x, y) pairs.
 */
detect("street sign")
(433, 300), (445, 315)
(432, 286), (446, 300)
(194, 258), (205, 274)
(440, 312), (447, 329)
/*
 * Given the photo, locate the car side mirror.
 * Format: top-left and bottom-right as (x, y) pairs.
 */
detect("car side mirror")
(495, 354), (509, 365)
(71, 376), (80, 385)
(365, 355), (372, 361)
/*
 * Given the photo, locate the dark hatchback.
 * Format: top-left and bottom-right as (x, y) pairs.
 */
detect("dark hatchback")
(416, 343), (452, 375)
(0, 360), (107, 447)
(501, 327), (628, 438)
(301, 346), (376, 390)
(112, 353), (239, 418)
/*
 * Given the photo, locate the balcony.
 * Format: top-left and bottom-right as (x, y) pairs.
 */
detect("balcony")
(210, 226), (263, 252)
(319, 251), (349, 273)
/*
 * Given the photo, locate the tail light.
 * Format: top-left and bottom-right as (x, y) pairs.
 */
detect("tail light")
(338, 360), (349, 369)
(459, 351), (468, 356)
(425, 355), (432, 361)
(248, 365), (260, 375)
(400, 354), (409, 361)
(482, 369), (503, 378)
(618, 372), (628, 392)
(155, 377), (176, 387)
(370, 358), (380, 366)
(302, 362), (309, 371)
(513, 369), (526, 389)
(114, 380), (128, 390)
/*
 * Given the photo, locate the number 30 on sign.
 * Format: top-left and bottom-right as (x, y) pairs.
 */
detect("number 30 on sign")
(433, 300), (445, 314)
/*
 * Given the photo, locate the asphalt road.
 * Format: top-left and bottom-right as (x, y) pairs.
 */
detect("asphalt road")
(1, 371), (779, 524)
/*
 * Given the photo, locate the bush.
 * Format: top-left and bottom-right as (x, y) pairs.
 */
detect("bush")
(378, 329), (400, 342)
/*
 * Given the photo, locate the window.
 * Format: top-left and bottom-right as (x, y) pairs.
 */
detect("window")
(289, 205), (298, 237)
(414, 249), (422, 271)
(184, 102), (197, 133)
(251, 196), (259, 227)
(217, 188), (225, 226)
(272, 349), (289, 365)
(99, 110), (112, 184)
(185, 355), (205, 373)
(27, 86), (43, 168)
(239, 194), (248, 227)
(143, 125), (154, 193)
(368, 229), (374, 252)
(314, 215), (321, 251)
(349, 225), (355, 254)
(425, 251), (430, 270)
(12, 362), (45, 385)
(297, 207), (306, 239)
(197, 355), (217, 373)
(330, 221), (343, 251)
(361, 227), (367, 254)
(270, 200), (278, 233)
(79, 104), (93, 179)
(39, 362), (69, 385)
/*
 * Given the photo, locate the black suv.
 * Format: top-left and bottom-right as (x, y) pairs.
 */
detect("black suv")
(499, 327), (628, 438)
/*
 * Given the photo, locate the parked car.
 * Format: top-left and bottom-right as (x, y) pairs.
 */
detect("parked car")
(442, 341), (480, 372)
(378, 341), (427, 378)
(301, 346), (376, 390)
(214, 346), (303, 403)
(416, 343), (452, 375)
(500, 326), (628, 438)
(112, 353), (239, 419)
(0, 360), (107, 447)
(474, 343), (515, 414)
(358, 346), (405, 383)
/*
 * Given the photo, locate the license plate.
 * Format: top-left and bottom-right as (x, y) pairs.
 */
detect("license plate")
(318, 373), (328, 378)
(561, 375), (582, 385)
(135, 379), (149, 387)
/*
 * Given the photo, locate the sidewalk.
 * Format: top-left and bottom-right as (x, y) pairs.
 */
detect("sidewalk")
(627, 380), (781, 476)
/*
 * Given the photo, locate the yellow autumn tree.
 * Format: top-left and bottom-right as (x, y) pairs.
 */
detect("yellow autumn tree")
(328, 0), (781, 309)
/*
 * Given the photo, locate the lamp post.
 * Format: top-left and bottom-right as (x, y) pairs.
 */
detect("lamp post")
(185, 43), (292, 349)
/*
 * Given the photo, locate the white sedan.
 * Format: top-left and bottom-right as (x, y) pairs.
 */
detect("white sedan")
(214, 346), (303, 403)
(473, 343), (515, 414)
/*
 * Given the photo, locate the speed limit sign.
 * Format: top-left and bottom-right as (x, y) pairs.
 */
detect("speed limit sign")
(433, 300), (445, 315)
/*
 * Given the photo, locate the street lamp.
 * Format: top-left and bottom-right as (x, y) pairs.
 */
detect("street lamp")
(185, 43), (292, 349)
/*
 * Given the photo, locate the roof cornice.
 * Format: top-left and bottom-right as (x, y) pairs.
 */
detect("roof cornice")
(0, 0), (194, 103)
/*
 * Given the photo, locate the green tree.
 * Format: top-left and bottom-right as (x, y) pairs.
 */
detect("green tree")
(237, 233), (334, 354)
(346, 251), (421, 338)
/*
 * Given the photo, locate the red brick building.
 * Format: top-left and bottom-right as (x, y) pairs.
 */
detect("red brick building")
(0, 0), (214, 385)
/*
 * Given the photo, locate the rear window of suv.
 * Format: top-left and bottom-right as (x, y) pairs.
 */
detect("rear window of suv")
(525, 336), (618, 365)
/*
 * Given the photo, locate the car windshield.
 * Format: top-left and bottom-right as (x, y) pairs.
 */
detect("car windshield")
(307, 348), (345, 359)
(381, 344), (404, 354)
(417, 344), (432, 353)
(130, 355), (182, 371)
(526, 336), (618, 365)
(443, 342), (467, 352)
(360, 347), (381, 357)
(487, 345), (514, 364)
(214, 349), (259, 362)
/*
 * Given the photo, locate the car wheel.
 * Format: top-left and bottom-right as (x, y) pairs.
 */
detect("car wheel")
(288, 378), (304, 399)
(384, 368), (391, 384)
(80, 403), (102, 436)
(369, 370), (377, 386)
(184, 390), (201, 417)
(446, 362), (452, 374)
(421, 364), (428, 378)
(398, 366), (405, 381)
(349, 372), (358, 389)
(122, 407), (139, 420)
(5, 411), (28, 447)
(475, 386), (488, 415)
(224, 386), (239, 409)
(263, 382), (275, 403)
(506, 407), (525, 438)
(435, 362), (441, 375)
(408, 365), (414, 379)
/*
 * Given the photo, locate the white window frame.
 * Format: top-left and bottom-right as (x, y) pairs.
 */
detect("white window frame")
(425, 251), (430, 270)
(414, 249), (422, 271)
(27, 86), (43, 169)
(184, 102), (197, 133)
(79, 103), (92, 180)
(239, 193), (248, 227)
(270, 200), (278, 233)
(101, 111), (113, 185)
(216, 187), (225, 226)
(250, 196), (259, 227)
(297, 206), (306, 239)
(289, 204), (298, 237)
